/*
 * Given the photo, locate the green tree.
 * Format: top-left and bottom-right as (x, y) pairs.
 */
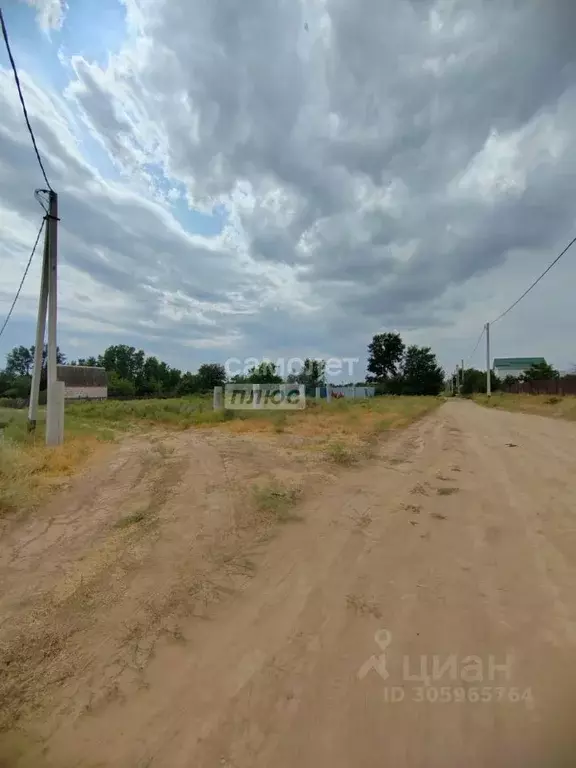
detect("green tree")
(75, 356), (99, 367)
(287, 358), (326, 387)
(0, 370), (15, 395)
(522, 361), (559, 381)
(461, 368), (501, 395)
(245, 362), (283, 384)
(302, 358), (326, 387)
(367, 333), (405, 383)
(108, 372), (136, 397)
(98, 345), (145, 382)
(1, 375), (32, 399)
(5, 346), (34, 377)
(400, 345), (445, 395)
(176, 372), (200, 395)
(197, 363), (226, 391)
(5, 345), (65, 383)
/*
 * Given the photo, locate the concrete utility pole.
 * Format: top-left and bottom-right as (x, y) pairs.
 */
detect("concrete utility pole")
(485, 322), (491, 397)
(28, 191), (64, 445)
(27, 217), (49, 431)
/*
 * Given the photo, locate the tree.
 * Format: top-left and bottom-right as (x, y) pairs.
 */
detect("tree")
(75, 356), (98, 367)
(5, 344), (65, 383)
(522, 361), (559, 381)
(245, 362), (283, 384)
(0, 371), (15, 395)
(176, 372), (200, 395)
(5, 346), (34, 377)
(400, 345), (445, 395)
(108, 372), (136, 397)
(287, 358), (326, 387)
(98, 345), (145, 382)
(197, 363), (226, 391)
(461, 368), (501, 395)
(367, 333), (405, 383)
(1, 376), (32, 399)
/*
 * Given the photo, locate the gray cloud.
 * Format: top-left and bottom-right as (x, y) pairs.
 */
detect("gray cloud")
(3, 0), (576, 374)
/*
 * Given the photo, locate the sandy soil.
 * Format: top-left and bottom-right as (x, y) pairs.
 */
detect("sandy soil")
(2, 400), (576, 767)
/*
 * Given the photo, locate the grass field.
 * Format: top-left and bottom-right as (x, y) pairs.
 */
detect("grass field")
(0, 395), (441, 518)
(474, 393), (576, 420)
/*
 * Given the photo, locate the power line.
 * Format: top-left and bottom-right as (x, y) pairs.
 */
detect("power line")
(466, 326), (485, 364)
(0, 8), (53, 191)
(34, 188), (49, 213)
(491, 234), (576, 325)
(0, 217), (45, 340)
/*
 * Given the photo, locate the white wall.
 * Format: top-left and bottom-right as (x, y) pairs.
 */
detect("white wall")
(65, 386), (108, 400)
(494, 369), (525, 379)
(330, 386), (375, 398)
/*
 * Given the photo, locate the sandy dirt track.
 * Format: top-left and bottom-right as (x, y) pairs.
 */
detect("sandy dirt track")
(3, 400), (576, 767)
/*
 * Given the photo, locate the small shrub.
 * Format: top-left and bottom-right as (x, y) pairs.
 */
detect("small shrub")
(0, 398), (27, 409)
(114, 509), (149, 528)
(251, 481), (302, 525)
(326, 441), (357, 465)
(545, 396), (561, 405)
(436, 487), (459, 496)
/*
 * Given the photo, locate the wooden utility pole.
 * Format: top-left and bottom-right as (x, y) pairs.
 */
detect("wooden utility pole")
(28, 191), (64, 445)
(485, 322), (491, 397)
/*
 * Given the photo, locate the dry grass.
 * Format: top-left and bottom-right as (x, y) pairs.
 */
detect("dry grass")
(351, 510), (373, 529)
(474, 393), (576, 421)
(436, 487), (459, 496)
(0, 437), (105, 518)
(0, 395), (440, 521)
(325, 441), (358, 465)
(219, 395), (440, 442)
(0, 611), (77, 732)
(249, 480), (303, 525)
(345, 593), (382, 618)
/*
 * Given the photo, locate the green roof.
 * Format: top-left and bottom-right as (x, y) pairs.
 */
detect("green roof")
(493, 357), (546, 369)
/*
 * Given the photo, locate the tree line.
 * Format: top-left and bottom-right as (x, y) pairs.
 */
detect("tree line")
(0, 332), (447, 401)
(0, 344), (232, 399)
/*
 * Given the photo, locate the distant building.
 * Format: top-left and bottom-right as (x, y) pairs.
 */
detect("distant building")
(57, 365), (108, 400)
(493, 357), (546, 379)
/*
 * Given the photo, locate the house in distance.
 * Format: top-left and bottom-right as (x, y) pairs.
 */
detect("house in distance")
(492, 357), (546, 379)
(57, 365), (108, 400)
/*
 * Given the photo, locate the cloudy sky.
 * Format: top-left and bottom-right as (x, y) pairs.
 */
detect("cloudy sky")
(1, 0), (575, 380)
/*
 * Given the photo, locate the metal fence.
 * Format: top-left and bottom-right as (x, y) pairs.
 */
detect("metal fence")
(503, 377), (576, 395)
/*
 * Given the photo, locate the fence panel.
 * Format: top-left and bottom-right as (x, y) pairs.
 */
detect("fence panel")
(503, 377), (576, 395)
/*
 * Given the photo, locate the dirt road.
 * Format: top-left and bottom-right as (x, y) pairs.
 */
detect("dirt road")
(3, 400), (576, 767)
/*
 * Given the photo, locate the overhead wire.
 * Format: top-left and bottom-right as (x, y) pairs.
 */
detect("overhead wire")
(0, 217), (46, 340)
(466, 326), (485, 363)
(490, 234), (576, 325)
(458, 232), (576, 373)
(0, 7), (53, 191)
(34, 188), (50, 213)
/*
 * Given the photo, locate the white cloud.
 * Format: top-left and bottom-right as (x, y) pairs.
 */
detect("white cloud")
(21, 0), (67, 33)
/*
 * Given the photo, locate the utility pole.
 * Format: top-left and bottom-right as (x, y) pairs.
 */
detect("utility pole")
(485, 322), (491, 397)
(45, 191), (64, 446)
(27, 215), (49, 431)
(28, 191), (64, 445)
